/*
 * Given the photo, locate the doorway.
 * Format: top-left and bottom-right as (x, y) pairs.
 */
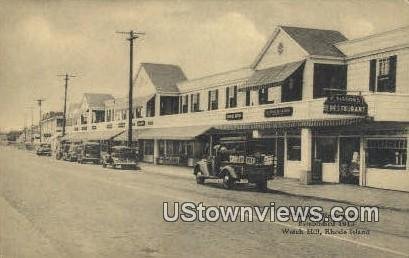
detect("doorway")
(275, 138), (285, 176)
(339, 137), (360, 185)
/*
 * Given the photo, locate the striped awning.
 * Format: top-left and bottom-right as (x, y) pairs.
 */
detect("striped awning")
(212, 117), (373, 131)
(61, 129), (125, 142)
(238, 60), (305, 92)
(114, 125), (212, 141)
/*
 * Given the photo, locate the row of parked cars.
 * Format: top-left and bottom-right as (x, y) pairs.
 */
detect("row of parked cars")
(36, 141), (139, 170)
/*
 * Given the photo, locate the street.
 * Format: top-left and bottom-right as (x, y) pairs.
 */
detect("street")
(1, 146), (408, 258)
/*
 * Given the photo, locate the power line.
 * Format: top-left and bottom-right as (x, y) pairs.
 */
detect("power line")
(116, 30), (144, 147)
(57, 73), (76, 137)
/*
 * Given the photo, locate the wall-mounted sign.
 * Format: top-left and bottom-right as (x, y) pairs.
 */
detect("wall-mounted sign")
(324, 95), (368, 115)
(265, 107), (293, 118)
(226, 112), (243, 121)
(137, 121), (146, 126)
(91, 125), (97, 130)
(81, 126), (87, 131)
(147, 121), (154, 126)
(106, 124), (113, 129)
(118, 122), (125, 128)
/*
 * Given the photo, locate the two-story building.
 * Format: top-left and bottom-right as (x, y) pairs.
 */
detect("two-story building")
(64, 25), (409, 192)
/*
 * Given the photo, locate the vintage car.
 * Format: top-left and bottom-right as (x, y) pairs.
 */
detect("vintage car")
(36, 143), (52, 156)
(63, 143), (79, 162)
(102, 146), (138, 169)
(77, 142), (101, 164)
(193, 137), (275, 191)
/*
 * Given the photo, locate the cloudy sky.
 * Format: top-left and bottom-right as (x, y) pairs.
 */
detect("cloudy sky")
(1, 0), (409, 130)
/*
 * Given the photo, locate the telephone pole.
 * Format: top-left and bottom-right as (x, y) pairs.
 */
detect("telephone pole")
(36, 99), (45, 143)
(116, 30), (144, 147)
(57, 73), (76, 137)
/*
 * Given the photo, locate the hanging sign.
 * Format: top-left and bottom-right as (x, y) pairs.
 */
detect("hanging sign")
(323, 95), (368, 115)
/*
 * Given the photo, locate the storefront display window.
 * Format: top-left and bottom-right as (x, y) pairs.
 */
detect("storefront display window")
(287, 137), (301, 161)
(366, 139), (407, 170)
(315, 137), (337, 163)
(144, 140), (154, 155)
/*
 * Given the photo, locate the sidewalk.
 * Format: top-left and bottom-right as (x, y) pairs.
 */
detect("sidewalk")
(139, 163), (409, 212)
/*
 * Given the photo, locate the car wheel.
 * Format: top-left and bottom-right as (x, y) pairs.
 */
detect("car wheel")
(256, 180), (268, 192)
(222, 173), (235, 190)
(196, 171), (205, 184)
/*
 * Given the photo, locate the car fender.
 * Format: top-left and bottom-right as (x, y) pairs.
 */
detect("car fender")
(220, 165), (238, 180)
(195, 159), (210, 177)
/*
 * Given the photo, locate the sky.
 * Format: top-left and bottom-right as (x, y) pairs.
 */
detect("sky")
(1, 0), (409, 131)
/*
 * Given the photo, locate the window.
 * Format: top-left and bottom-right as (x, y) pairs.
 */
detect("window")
(369, 55), (397, 93)
(313, 64), (347, 98)
(366, 139), (407, 170)
(315, 137), (337, 163)
(259, 87), (270, 105)
(191, 93), (200, 112)
(208, 89), (218, 110)
(225, 86), (237, 108)
(144, 140), (154, 155)
(133, 107), (142, 118)
(121, 110), (127, 120)
(245, 90), (251, 106)
(56, 118), (64, 127)
(146, 96), (155, 117)
(287, 137), (301, 161)
(180, 95), (188, 113)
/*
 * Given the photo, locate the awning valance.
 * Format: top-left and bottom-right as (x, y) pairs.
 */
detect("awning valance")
(61, 129), (125, 142)
(212, 117), (373, 131)
(114, 125), (212, 141)
(238, 60), (305, 92)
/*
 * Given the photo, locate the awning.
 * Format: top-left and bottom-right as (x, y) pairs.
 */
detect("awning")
(61, 129), (125, 142)
(212, 117), (373, 131)
(238, 60), (305, 92)
(114, 125), (212, 141)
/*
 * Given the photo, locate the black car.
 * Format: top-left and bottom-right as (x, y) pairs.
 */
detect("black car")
(102, 146), (138, 169)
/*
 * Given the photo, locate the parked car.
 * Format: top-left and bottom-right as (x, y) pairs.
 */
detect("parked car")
(77, 142), (101, 164)
(193, 137), (275, 192)
(102, 146), (138, 169)
(63, 143), (78, 162)
(36, 143), (52, 156)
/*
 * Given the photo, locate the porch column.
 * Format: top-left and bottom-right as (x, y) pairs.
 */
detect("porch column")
(153, 138), (159, 164)
(155, 94), (161, 117)
(301, 128), (313, 184)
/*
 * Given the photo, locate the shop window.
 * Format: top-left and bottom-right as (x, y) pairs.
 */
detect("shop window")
(144, 140), (154, 155)
(287, 137), (301, 161)
(159, 140), (165, 155)
(369, 55), (397, 93)
(226, 86), (237, 108)
(191, 93), (200, 112)
(366, 139), (407, 170)
(208, 89), (218, 110)
(315, 137), (337, 163)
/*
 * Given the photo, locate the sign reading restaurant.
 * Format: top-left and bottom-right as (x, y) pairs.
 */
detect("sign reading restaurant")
(323, 95), (368, 115)
(264, 107), (293, 118)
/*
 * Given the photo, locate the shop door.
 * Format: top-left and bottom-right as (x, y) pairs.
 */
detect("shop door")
(339, 137), (360, 185)
(275, 138), (285, 177)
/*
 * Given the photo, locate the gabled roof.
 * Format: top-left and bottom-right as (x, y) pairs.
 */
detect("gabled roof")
(280, 26), (347, 57)
(141, 63), (187, 94)
(84, 93), (114, 109)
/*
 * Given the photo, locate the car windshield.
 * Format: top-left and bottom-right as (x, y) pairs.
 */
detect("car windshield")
(85, 145), (99, 154)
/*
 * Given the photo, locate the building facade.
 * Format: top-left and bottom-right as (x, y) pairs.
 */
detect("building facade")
(64, 25), (409, 192)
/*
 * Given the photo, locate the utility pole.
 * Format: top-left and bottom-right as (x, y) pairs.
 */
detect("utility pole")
(36, 99), (45, 143)
(57, 73), (76, 137)
(116, 30), (144, 147)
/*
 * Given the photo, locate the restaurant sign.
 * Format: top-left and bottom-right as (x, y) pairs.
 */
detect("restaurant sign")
(323, 95), (368, 115)
(226, 112), (243, 121)
(137, 120), (146, 126)
(264, 107), (293, 118)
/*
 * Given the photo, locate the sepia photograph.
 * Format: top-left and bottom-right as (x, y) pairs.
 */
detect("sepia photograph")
(0, 0), (409, 257)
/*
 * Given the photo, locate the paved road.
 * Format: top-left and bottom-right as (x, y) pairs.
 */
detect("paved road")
(1, 146), (408, 258)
